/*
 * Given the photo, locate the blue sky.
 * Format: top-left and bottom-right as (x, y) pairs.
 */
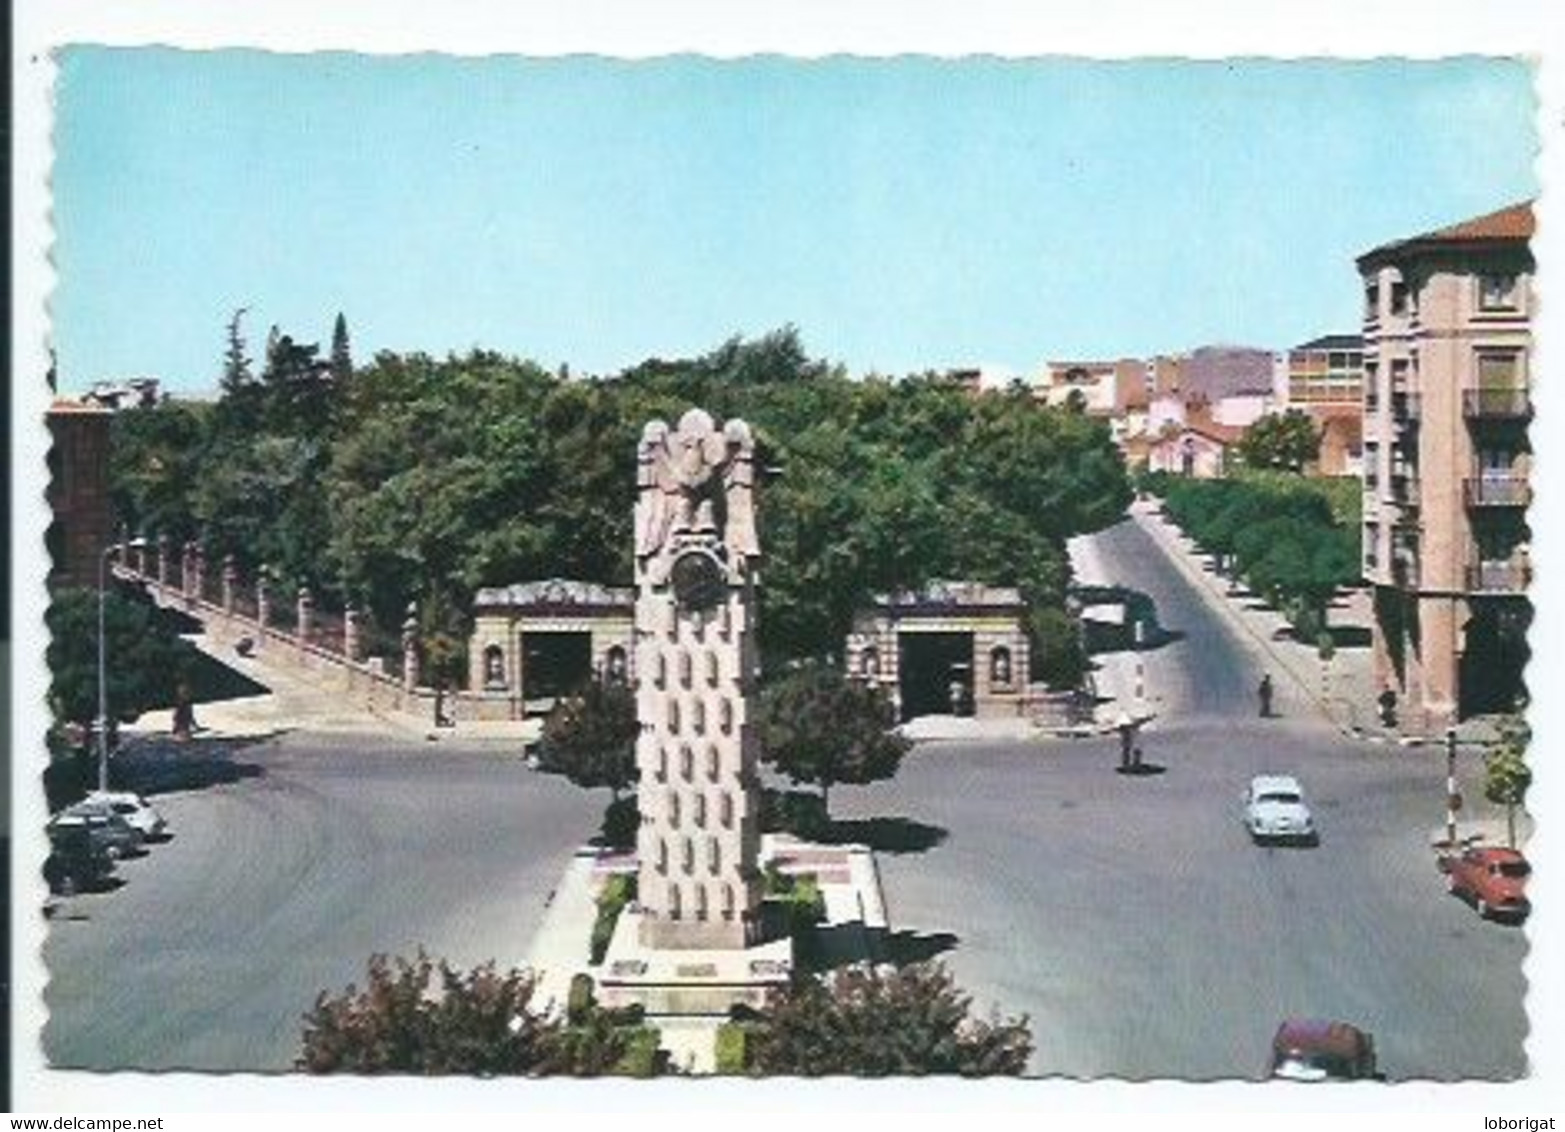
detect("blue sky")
(52, 49), (1536, 392)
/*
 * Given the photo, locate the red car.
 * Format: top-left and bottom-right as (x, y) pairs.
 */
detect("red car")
(1445, 846), (1530, 921)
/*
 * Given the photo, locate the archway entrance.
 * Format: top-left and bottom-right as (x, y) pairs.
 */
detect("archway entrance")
(898, 631), (974, 719)
(523, 631), (593, 700)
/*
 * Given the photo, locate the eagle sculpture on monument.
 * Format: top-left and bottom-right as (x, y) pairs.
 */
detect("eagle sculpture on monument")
(635, 408), (759, 565)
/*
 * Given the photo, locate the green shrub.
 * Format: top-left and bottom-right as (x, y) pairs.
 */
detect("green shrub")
(715, 1022), (750, 1074)
(298, 951), (660, 1076)
(1029, 604), (1088, 690)
(760, 788), (831, 841)
(599, 795), (639, 851)
(567, 973), (595, 1025)
(764, 866), (827, 940)
(590, 873), (637, 965)
(615, 1026), (665, 1077)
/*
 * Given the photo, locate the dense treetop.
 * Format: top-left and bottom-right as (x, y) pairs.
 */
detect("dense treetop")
(109, 325), (1131, 669)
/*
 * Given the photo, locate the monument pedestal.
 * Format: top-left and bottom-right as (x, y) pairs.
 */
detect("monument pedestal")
(597, 909), (794, 1016)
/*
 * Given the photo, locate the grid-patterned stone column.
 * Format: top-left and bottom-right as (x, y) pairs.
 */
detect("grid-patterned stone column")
(221, 555), (237, 615)
(634, 410), (763, 951)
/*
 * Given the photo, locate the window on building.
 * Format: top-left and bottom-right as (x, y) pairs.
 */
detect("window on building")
(1477, 353), (1522, 389)
(1364, 524), (1379, 570)
(1364, 281), (1380, 319)
(1390, 280), (1410, 316)
(1479, 273), (1520, 311)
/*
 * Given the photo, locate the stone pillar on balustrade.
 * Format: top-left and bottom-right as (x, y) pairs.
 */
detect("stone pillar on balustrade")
(344, 603), (362, 664)
(156, 535), (169, 588)
(180, 541), (194, 595)
(297, 586), (314, 651)
(192, 546), (207, 606)
(402, 602), (420, 691)
(222, 555), (237, 616)
(256, 571), (271, 650)
(134, 538), (148, 577)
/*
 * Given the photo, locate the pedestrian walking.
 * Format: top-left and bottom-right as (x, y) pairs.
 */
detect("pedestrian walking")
(1117, 711), (1135, 771)
(1257, 673), (1274, 718)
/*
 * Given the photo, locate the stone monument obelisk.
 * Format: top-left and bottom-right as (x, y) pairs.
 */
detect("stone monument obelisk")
(632, 409), (764, 950)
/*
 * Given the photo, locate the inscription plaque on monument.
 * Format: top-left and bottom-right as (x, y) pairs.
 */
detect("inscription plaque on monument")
(633, 409), (763, 950)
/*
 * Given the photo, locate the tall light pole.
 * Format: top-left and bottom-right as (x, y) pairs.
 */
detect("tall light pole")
(98, 536), (147, 792)
(1445, 726), (1460, 850)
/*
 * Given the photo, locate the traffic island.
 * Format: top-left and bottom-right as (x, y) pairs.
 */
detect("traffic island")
(526, 833), (890, 1070)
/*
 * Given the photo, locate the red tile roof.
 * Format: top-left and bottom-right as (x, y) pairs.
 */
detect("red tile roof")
(1359, 202), (1533, 265)
(1418, 202), (1534, 242)
(47, 398), (114, 415)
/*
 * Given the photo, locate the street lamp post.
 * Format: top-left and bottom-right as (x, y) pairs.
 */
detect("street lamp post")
(97, 536), (147, 793)
(1445, 726), (1460, 850)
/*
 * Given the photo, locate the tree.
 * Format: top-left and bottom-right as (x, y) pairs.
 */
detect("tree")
(297, 951), (660, 1075)
(536, 677), (639, 802)
(331, 312), (353, 383)
(107, 329), (1133, 683)
(1485, 719), (1531, 849)
(46, 587), (192, 729)
(757, 661), (909, 816)
(221, 306), (253, 394)
(1237, 409), (1321, 472)
(744, 963), (1032, 1076)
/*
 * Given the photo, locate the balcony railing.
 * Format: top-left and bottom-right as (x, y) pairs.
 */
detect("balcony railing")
(1463, 388), (1532, 420)
(1389, 469), (1419, 505)
(1391, 392), (1421, 422)
(1466, 560), (1531, 594)
(1463, 475), (1531, 508)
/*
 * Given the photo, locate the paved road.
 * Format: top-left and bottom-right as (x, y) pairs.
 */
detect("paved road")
(835, 517), (1527, 1080)
(43, 733), (599, 1071)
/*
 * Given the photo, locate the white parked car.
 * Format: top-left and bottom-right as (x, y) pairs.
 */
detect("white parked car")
(1243, 774), (1317, 845)
(81, 791), (169, 841)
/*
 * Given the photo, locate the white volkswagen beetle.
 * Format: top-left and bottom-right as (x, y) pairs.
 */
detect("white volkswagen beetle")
(1243, 774), (1317, 845)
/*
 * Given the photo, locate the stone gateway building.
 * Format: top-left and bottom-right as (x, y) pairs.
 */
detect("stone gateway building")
(466, 579), (633, 720)
(847, 581), (1032, 720)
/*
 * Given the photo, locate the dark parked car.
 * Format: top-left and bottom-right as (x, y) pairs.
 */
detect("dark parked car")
(47, 806), (146, 860)
(1443, 846), (1530, 921)
(1270, 1019), (1379, 1081)
(43, 824), (118, 896)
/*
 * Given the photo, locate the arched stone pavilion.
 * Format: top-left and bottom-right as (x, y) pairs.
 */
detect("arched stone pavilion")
(846, 581), (1032, 721)
(467, 578), (634, 719)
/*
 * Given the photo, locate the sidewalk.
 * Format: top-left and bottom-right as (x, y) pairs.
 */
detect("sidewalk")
(134, 622), (543, 748)
(523, 850), (605, 1016)
(896, 714), (1045, 743)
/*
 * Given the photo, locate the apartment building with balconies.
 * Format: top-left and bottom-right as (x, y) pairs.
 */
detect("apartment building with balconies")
(1358, 202), (1532, 729)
